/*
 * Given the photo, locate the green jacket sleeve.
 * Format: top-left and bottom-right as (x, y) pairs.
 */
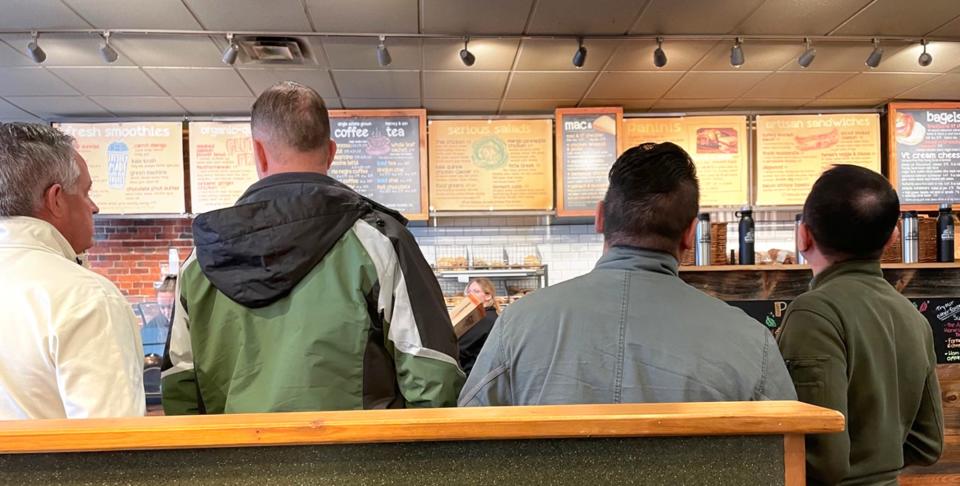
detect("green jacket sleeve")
(777, 308), (850, 485)
(903, 330), (944, 466)
(160, 267), (204, 415)
(458, 313), (512, 406)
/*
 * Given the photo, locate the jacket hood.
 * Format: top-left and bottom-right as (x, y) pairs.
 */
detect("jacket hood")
(191, 172), (404, 308)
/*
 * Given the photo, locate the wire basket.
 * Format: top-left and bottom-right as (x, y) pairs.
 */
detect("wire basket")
(470, 245), (508, 269)
(506, 244), (543, 268)
(434, 245), (469, 270)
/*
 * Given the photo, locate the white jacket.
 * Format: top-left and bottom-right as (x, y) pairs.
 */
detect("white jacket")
(0, 216), (145, 419)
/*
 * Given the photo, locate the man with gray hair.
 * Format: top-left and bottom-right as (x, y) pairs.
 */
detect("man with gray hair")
(162, 82), (463, 414)
(0, 122), (145, 419)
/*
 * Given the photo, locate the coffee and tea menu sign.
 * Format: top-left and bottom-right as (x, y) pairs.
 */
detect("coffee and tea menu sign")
(623, 116), (749, 207)
(755, 114), (881, 206)
(556, 107), (623, 217)
(428, 119), (553, 211)
(328, 109), (428, 220)
(56, 122), (185, 214)
(888, 102), (960, 206)
(188, 122), (258, 213)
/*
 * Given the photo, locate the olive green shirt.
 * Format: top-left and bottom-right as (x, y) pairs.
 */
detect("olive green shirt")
(777, 260), (944, 486)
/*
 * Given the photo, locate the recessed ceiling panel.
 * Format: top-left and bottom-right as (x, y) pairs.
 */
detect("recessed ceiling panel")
(305, 0), (419, 33)
(64, 0), (203, 29)
(49, 67), (166, 96)
(506, 72), (596, 100)
(238, 68), (338, 98)
(183, 0), (312, 31)
(144, 68), (253, 97)
(663, 72), (770, 99)
(422, 71), (508, 99)
(332, 70), (421, 99)
(421, 0), (534, 34)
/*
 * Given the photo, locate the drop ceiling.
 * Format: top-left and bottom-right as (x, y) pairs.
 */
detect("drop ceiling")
(0, 0), (958, 122)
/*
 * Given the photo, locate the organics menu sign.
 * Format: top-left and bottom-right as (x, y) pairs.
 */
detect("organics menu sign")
(556, 107), (623, 217)
(428, 119), (553, 211)
(755, 114), (881, 206)
(622, 116), (749, 207)
(188, 122), (258, 213)
(56, 122), (185, 214)
(328, 109), (428, 220)
(889, 102), (960, 206)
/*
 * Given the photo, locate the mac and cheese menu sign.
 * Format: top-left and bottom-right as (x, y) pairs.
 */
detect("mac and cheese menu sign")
(756, 114), (881, 206)
(328, 109), (428, 220)
(56, 122), (185, 214)
(188, 122), (258, 213)
(428, 119), (553, 211)
(889, 102), (960, 206)
(623, 116), (749, 207)
(556, 107), (623, 217)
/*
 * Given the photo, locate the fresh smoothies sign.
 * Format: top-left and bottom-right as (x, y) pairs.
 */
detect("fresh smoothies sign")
(57, 122), (185, 214)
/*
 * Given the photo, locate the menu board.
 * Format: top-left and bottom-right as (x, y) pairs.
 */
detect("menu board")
(916, 297), (960, 364)
(888, 102), (960, 206)
(428, 119), (553, 211)
(328, 109), (428, 220)
(556, 107), (623, 217)
(756, 114), (881, 206)
(623, 116), (749, 207)
(56, 122), (184, 214)
(188, 122), (258, 213)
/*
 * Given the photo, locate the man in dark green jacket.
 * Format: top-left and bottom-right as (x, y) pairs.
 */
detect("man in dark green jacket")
(161, 82), (463, 414)
(778, 165), (943, 485)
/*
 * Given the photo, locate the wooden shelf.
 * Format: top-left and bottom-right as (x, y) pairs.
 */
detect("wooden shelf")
(680, 262), (960, 272)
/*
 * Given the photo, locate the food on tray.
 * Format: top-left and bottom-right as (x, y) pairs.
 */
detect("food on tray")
(436, 256), (468, 269)
(696, 128), (738, 153)
(794, 128), (839, 151)
(593, 115), (617, 135)
(523, 255), (542, 267)
(895, 112), (926, 146)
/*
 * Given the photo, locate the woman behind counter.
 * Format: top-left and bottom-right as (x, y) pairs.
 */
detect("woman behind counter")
(459, 278), (500, 377)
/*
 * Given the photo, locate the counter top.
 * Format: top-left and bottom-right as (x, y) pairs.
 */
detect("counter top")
(680, 262), (960, 272)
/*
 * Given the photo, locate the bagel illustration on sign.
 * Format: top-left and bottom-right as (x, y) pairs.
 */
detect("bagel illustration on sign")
(471, 136), (509, 170)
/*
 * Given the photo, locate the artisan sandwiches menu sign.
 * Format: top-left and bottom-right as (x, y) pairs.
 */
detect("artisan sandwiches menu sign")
(623, 116), (749, 207)
(328, 109), (428, 220)
(556, 107), (623, 217)
(888, 102), (960, 206)
(188, 122), (258, 213)
(755, 114), (881, 206)
(428, 119), (553, 211)
(56, 122), (185, 214)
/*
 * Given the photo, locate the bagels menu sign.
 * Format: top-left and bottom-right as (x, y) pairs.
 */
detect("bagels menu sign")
(888, 102), (960, 206)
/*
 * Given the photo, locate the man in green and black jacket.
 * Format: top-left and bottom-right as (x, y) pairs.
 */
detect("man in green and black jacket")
(161, 82), (464, 414)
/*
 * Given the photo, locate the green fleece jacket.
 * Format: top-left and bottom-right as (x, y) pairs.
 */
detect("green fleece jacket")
(777, 260), (944, 485)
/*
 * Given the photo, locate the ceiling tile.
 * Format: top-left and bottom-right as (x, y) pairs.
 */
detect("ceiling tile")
(322, 38), (421, 70)
(930, 16), (960, 36)
(506, 72), (596, 100)
(515, 39), (621, 71)
(144, 68), (253, 97)
(663, 72), (770, 99)
(777, 42), (909, 72)
(693, 41), (801, 72)
(423, 71), (508, 99)
(0, 0), (91, 29)
(112, 36), (224, 68)
(582, 99), (657, 111)
(422, 39), (519, 71)
(631, 0), (766, 34)
(238, 68), (338, 98)
(421, 0), (534, 34)
(500, 99), (578, 114)
(736, 0), (874, 35)
(48, 67), (166, 96)
(0, 40), (32, 66)
(341, 99), (421, 109)
(650, 99), (732, 111)
(333, 70), (420, 99)
(0, 98), (42, 121)
(819, 72), (939, 99)
(423, 99), (500, 114)
(832, 0), (960, 36)
(89, 96), (185, 116)
(606, 40), (716, 72)
(175, 97), (255, 116)
(63, 0), (203, 29)
(587, 72), (684, 99)
(742, 72), (856, 99)
(0, 68), (79, 96)
(897, 74), (960, 100)
(803, 98), (886, 108)
(4, 96), (113, 119)
(305, 0), (419, 33)
(727, 98), (814, 109)
(183, 0), (311, 31)
(0, 33), (135, 67)
(526, 0), (650, 34)
(873, 41), (960, 74)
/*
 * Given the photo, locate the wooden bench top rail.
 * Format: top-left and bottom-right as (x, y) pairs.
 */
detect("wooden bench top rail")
(679, 263), (960, 272)
(0, 401), (843, 454)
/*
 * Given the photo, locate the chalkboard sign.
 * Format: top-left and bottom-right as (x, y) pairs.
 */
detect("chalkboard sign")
(888, 102), (960, 207)
(555, 107), (623, 217)
(728, 300), (792, 331)
(328, 109), (428, 221)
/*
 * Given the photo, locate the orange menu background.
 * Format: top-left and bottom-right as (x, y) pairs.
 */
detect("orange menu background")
(188, 122), (258, 213)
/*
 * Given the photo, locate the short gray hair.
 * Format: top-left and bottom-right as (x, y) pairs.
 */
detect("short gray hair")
(251, 81), (330, 151)
(0, 123), (80, 217)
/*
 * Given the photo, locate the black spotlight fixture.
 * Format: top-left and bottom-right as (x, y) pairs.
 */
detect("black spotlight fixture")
(376, 35), (392, 67)
(99, 31), (118, 63)
(653, 36), (667, 68)
(221, 33), (239, 65)
(730, 37), (744, 68)
(459, 36), (475, 67)
(798, 38), (816, 68)
(572, 37), (587, 69)
(27, 31), (46, 64)
(865, 38), (883, 69)
(918, 39), (933, 67)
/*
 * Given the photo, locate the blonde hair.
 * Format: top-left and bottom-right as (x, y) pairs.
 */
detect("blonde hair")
(467, 277), (500, 313)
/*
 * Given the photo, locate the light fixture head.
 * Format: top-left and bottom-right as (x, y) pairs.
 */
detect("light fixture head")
(865, 38), (883, 69)
(221, 34), (239, 65)
(99, 31), (118, 63)
(653, 36), (667, 68)
(572, 38), (587, 69)
(27, 31), (45, 64)
(918, 39), (933, 67)
(376, 35), (391, 67)
(459, 36), (475, 67)
(730, 37), (744, 68)
(798, 38), (816, 68)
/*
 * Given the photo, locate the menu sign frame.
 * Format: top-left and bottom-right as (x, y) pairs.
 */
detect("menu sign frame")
(187, 121), (258, 214)
(887, 102), (960, 210)
(328, 109), (429, 221)
(555, 107), (624, 218)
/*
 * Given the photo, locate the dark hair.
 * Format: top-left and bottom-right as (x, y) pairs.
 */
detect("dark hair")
(803, 165), (899, 260)
(251, 81), (330, 151)
(603, 142), (700, 251)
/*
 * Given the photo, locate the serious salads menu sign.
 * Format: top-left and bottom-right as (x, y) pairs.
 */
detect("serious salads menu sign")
(555, 107), (623, 217)
(888, 102), (960, 206)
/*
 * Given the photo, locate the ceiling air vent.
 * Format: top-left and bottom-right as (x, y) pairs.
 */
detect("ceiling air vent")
(236, 36), (315, 65)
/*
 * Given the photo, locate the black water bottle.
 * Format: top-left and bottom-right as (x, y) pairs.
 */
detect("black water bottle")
(737, 206), (755, 265)
(938, 203), (955, 262)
